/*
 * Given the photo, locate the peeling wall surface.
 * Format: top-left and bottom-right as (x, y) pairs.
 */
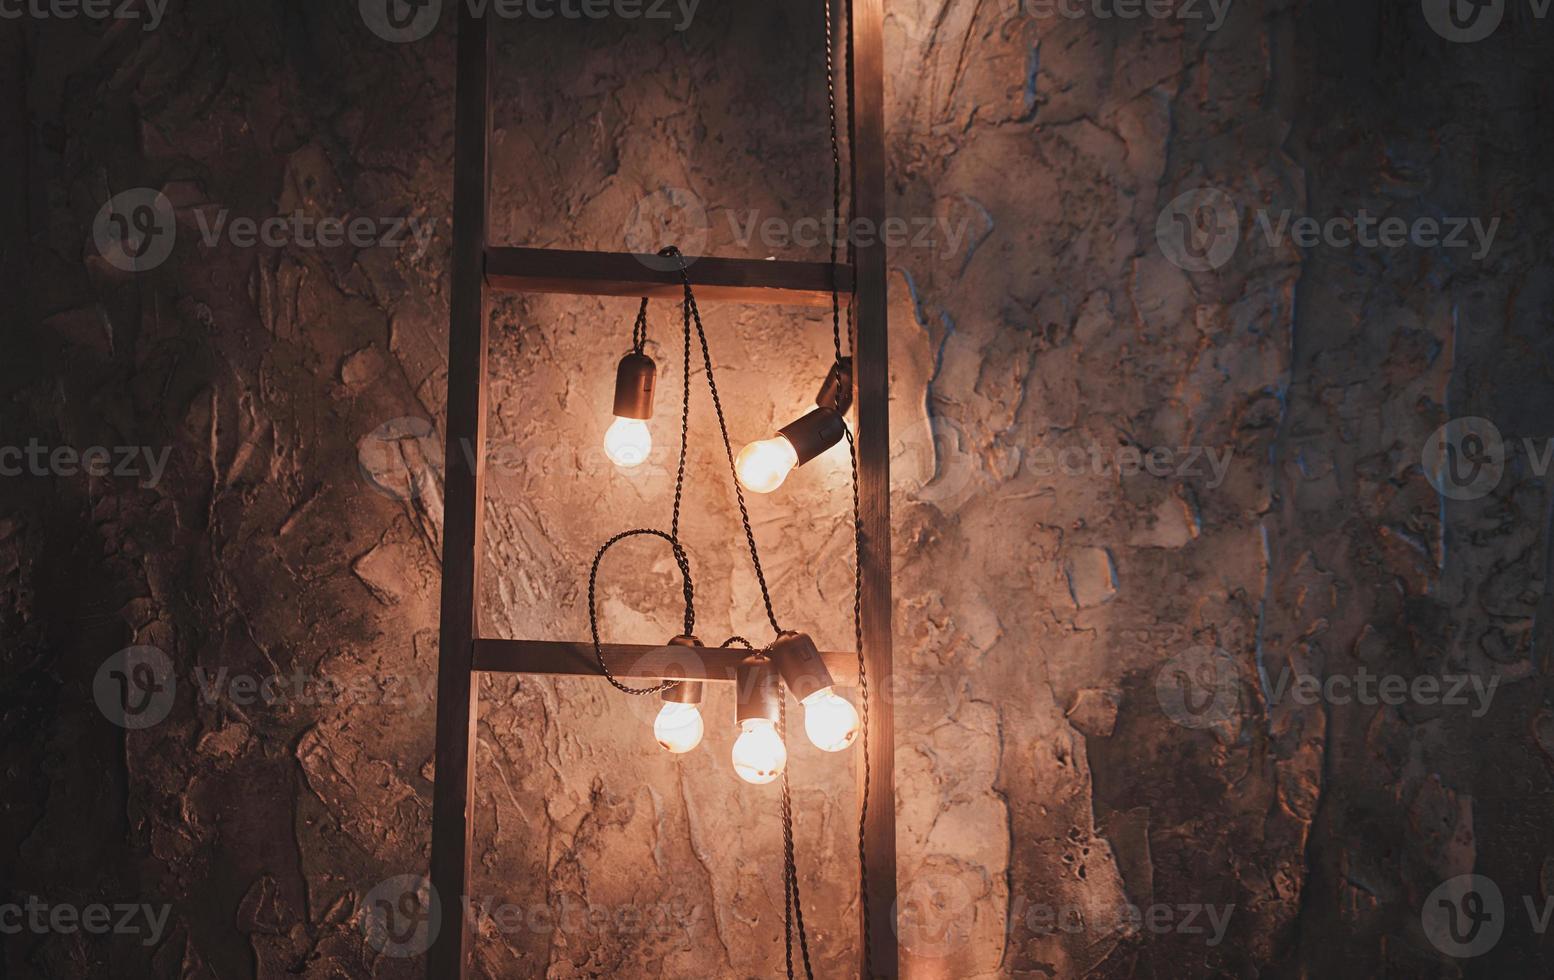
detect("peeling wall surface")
(4, 0), (1553, 977)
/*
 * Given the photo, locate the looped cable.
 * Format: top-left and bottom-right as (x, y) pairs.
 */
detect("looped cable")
(587, 528), (694, 695)
(589, 245), (811, 980)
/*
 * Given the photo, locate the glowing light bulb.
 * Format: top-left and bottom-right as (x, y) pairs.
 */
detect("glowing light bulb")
(801, 687), (860, 752)
(735, 436), (799, 493)
(604, 416), (652, 468)
(653, 702), (705, 753)
(731, 718), (787, 784)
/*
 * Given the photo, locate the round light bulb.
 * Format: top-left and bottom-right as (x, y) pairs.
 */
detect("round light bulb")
(604, 416), (652, 468)
(801, 687), (860, 752)
(735, 436), (799, 493)
(731, 718), (787, 784)
(653, 702), (705, 754)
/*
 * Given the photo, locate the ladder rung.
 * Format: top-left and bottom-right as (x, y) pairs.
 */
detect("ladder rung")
(473, 638), (860, 685)
(484, 246), (853, 307)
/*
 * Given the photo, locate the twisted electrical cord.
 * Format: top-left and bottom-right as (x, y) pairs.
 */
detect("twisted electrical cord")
(587, 527), (693, 696)
(663, 243), (814, 978)
(660, 246), (784, 638)
(825, 0), (875, 973)
(631, 296), (649, 353)
(671, 284), (691, 545)
(589, 249), (813, 978)
(779, 695), (816, 980)
(843, 424), (872, 977)
(723, 635), (815, 980)
(588, 294), (695, 695)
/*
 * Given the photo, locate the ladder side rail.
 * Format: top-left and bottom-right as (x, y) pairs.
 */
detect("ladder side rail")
(428, 7), (492, 980)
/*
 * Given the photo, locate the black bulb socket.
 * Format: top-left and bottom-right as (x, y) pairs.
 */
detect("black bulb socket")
(660, 635), (706, 704)
(778, 407), (847, 466)
(769, 631), (835, 704)
(613, 352), (657, 420)
(735, 657), (782, 725)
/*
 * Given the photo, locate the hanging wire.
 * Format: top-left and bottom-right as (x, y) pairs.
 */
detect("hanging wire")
(842, 423), (872, 976)
(824, 0), (876, 972)
(588, 254), (810, 975)
(663, 245), (818, 978)
(780, 692), (816, 980)
(659, 246), (784, 638)
(722, 635), (815, 980)
(587, 296), (696, 696)
(671, 287), (691, 545)
(631, 296), (650, 353)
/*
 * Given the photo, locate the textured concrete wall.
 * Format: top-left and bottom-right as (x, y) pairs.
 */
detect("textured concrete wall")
(3, 0), (1553, 977)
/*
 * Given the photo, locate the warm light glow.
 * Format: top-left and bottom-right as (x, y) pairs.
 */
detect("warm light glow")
(735, 436), (799, 493)
(653, 702), (705, 753)
(604, 416), (652, 468)
(731, 718), (787, 784)
(801, 687), (860, 752)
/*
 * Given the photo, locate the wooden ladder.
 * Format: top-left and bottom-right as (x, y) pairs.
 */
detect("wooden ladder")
(428, 5), (896, 977)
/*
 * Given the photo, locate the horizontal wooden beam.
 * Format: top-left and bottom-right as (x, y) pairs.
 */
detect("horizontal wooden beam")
(484, 246), (852, 307)
(473, 638), (859, 685)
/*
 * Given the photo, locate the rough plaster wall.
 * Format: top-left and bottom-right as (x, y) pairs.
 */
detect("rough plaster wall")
(882, 0), (1309, 974)
(4, 0), (1554, 978)
(1263, 3), (1554, 976)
